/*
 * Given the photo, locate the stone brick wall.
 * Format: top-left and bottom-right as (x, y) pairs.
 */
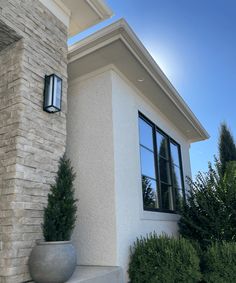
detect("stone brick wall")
(0, 1), (68, 282)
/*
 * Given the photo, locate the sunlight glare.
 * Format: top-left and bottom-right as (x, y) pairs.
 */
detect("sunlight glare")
(146, 45), (184, 88)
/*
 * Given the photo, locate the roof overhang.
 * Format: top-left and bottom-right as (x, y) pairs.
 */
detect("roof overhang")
(38, 0), (113, 37)
(68, 19), (210, 143)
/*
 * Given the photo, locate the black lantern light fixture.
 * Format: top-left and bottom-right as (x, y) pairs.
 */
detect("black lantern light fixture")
(43, 74), (62, 113)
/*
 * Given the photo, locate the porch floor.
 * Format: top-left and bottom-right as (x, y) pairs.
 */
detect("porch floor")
(66, 265), (124, 283)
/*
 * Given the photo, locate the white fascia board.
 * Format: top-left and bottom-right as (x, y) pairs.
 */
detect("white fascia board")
(68, 19), (209, 141)
(69, 19), (125, 54)
(39, 0), (71, 28)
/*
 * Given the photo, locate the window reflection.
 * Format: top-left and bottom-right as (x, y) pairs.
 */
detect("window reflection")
(156, 132), (169, 158)
(140, 147), (156, 179)
(142, 176), (158, 209)
(138, 114), (184, 212)
(172, 165), (182, 189)
(161, 183), (174, 210)
(176, 188), (184, 211)
(139, 117), (153, 150)
(159, 157), (171, 184)
(170, 142), (180, 166)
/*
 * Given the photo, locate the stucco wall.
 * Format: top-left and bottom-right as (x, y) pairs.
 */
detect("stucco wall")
(67, 66), (192, 282)
(111, 69), (192, 280)
(0, 1), (68, 282)
(67, 71), (118, 266)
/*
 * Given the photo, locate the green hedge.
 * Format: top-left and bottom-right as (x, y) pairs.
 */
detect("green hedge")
(128, 233), (201, 283)
(202, 242), (236, 283)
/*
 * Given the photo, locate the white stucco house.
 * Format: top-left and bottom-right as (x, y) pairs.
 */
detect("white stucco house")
(0, 1), (209, 282)
(66, 19), (209, 282)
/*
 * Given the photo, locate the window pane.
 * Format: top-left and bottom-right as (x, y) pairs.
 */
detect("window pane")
(161, 183), (174, 210)
(177, 187), (184, 199)
(159, 157), (171, 184)
(172, 165), (182, 189)
(142, 176), (159, 209)
(140, 147), (156, 179)
(170, 142), (180, 166)
(139, 118), (153, 150)
(176, 188), (184, 212)
(156, 131), (169, 159)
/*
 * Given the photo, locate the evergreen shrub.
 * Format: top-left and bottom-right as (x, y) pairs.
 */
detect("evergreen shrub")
(42, 154), (77, 241)
(128, 233), (201, 283)
(179, 161), (236, 248)
(202, 242), (236, 283)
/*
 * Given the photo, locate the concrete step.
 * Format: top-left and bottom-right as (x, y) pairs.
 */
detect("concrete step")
(66, 265), (124, 283)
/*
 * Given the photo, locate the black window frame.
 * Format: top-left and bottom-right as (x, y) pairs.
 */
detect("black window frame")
(138, 112), (185, 214)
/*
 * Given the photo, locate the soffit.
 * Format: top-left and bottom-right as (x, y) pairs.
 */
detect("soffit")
(68, 20), (209, 143)
(39, 0), (113, 37)
(63, 0), (113, 37)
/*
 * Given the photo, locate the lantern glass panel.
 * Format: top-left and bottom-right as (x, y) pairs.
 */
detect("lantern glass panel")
(53, 76), (62, 109)
(44, 76), (53, 109)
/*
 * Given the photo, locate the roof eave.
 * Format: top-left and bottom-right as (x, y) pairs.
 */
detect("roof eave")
(39, 0), (113, 38)
(68, 19), (210, 142)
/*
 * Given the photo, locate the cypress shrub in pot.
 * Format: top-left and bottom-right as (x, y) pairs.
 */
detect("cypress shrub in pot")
(29, 155), (77, 283)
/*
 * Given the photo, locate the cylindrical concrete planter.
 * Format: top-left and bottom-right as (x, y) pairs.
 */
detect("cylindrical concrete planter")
(29, 241), (76, 283)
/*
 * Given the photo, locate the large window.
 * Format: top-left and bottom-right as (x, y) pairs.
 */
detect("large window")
(139, 113), (185, 212)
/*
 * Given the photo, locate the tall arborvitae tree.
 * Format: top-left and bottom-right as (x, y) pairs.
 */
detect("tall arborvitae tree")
(219, 123), (236, 175)
(179, 123), (236, 248)
(42, 154), (77, 241)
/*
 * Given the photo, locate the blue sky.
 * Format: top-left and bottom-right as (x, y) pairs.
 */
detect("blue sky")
(68, 0), (236, 177)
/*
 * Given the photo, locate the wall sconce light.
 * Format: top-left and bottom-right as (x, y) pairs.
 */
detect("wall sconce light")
(43, 74), (62, 113)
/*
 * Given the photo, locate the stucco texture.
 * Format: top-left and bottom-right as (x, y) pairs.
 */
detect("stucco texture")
(67, 67), (192, 282)
(111, 70), (191, 281)
(67, 71), (118, 266)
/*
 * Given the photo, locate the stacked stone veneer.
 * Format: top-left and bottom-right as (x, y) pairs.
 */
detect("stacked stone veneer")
(0, 1), (68, 282)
